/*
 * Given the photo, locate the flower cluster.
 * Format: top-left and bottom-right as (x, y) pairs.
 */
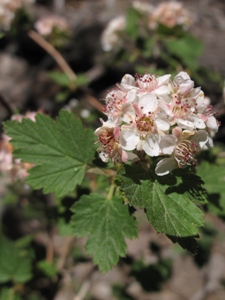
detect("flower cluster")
(34, 15), (72, 48)
(149, 1), (192, 30)
(0, 112), (36, 181)
(95, 72), (219, 175)
(101, 1), (192, 52)
(0, 0), (33, 31)
(34, 15), (71, 37)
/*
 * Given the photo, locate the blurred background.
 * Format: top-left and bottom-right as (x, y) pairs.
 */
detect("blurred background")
(0, 1), (225, 299)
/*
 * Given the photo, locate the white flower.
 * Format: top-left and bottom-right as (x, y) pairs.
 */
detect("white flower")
(101, 16), (126, 52)
(137, 73), (171, 95)
(149, 1), (192, 30)
(95, 71), (219, 174)
(95, 120), (136, 163)
(132, 1), (154, 14)
(173, 71), (194, 95)
(119, 96), (170, 156)
(119, 73), (171, 96)
(160, 72), (207, 130)
(34, 15), (71, 37)
(155, 128), (209, 176)
(103, 88), (137, 124)
(0, 0), (34, 31)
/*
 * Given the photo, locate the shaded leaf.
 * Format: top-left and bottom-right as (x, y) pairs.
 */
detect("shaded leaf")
(167, 235), (199, 255)
(118, 165), (205, 237)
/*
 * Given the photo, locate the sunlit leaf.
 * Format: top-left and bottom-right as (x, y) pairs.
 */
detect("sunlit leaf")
(70, 193), (138, 272)
(3, 110), (96, 197)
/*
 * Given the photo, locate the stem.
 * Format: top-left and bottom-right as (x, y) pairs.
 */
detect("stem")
(84, 93), (104, 112)
(28, 30), (104, 113)
(57, 236), (75, 270)
(107, 182), (116, 200)
(74, 280), (91, 300)
(46, 237), (54, 263)
(28, 30), (77, 82)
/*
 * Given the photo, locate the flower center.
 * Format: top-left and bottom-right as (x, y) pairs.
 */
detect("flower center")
(137, 74), (158, 92)
(174, 140), (198, 167)
(136, 115), (154, 133)
(172, 94), (195, 119)
(98, 128), (115, 145)
(103, 91), (125, 117)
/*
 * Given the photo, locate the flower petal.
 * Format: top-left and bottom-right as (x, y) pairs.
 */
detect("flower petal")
(174, 71), (191, 84)
(177, 117), (205, 130)
(191, 130), (208, 148)
(138, 93), (158, 113)
(155, 117), (170, 131)
(155, 85), (170, 95)
(206, 116), (218, 133)
(120, 74), (136, 91)
(159, 135), (177, 154)
(142, 134), (160, 156)
(157, 74), (171, 86)
(155, 157), (177, 176)
(120, 127), (139, 150)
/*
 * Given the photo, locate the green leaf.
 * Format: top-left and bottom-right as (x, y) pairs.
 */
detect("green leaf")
(145, 180), (204, 237)
(118, 165), (205, 237)
(3, 110), (96, 197)
(125, 7), (140, 39)
(70, 193), (138, 272)
(0, 288), (22, 300)
(164, 35), (203, 70)
(48, 71), (89, 88)
(57, 218), (74, 236)
(0, 235), (32, 283)
(75, 74), (90, 87)
(48, 71), (72, 87)
(37, 260), (58, 278)
(197, 161), (225, 216)
(117, 165), (152, 208)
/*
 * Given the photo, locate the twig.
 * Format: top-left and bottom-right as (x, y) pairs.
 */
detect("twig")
(74, 280), (91, 300)
(28, 30), (77, 82)
(85, 65), (105, 82)
(46, 238), (54, 263)
(57, 236), (75, 270)
(28, 30), (104, 113)
(73, 265), (96, 300)
(84, 93), (104, 112)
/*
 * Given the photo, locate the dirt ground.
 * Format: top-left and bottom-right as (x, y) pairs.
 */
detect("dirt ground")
(1, 1), (225, 300)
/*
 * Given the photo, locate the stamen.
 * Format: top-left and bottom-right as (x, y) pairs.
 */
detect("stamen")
(174, 140), (198, 167)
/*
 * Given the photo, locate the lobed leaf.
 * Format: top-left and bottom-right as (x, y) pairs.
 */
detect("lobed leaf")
(70, 193), (138, 272)
(118, 165), (205, 237)
(145, 179), (204, 236)
(0, 236), (32, 284)
(3, 110), (96, 197)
